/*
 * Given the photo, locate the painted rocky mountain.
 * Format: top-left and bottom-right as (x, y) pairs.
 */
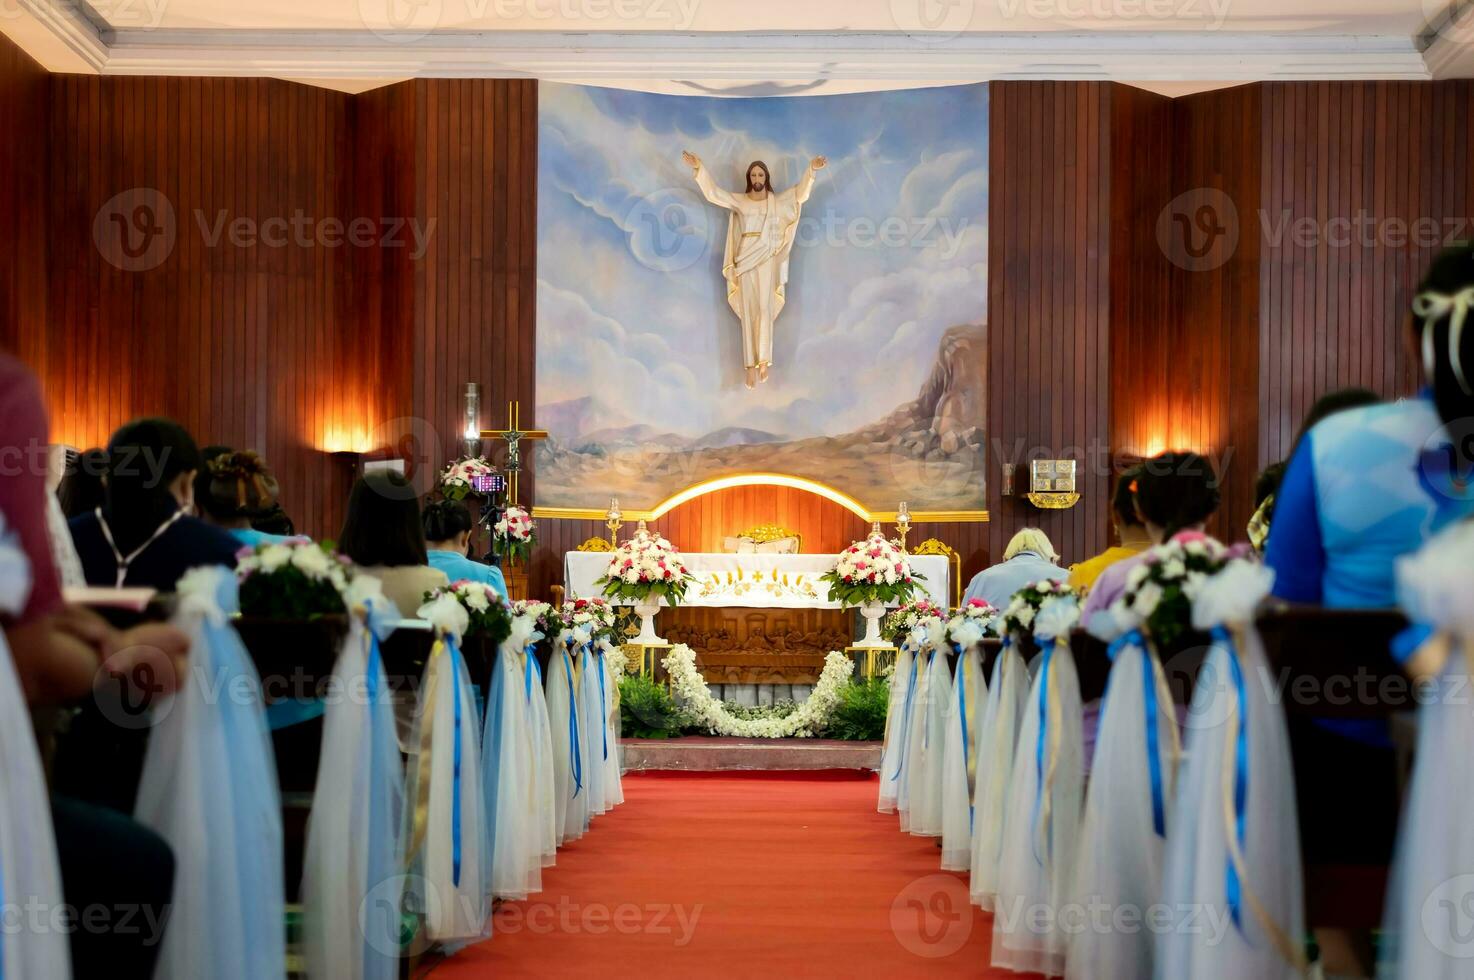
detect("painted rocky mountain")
(535, 324), (987, 511)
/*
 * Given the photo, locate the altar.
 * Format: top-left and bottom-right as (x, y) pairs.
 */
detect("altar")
(563, 551), (950, 697)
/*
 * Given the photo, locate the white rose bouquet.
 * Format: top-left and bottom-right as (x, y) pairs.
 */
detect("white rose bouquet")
(881, 598), (947, 641)
(438, 455), (495, 501)
(945, 597), (999, 649)
(1111, 535), (1245, 648)
(822, 531), (927, 607)
(493, 505), (536, 563)
(1000, 578), (1080, 638)
(595, 529), (696, 606)
(236, 540), (354, 618)
(562, 597), (617, 641)
(421, 579), (513, 645)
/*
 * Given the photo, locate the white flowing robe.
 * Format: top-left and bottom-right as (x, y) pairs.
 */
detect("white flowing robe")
(691, 162), (816, 370)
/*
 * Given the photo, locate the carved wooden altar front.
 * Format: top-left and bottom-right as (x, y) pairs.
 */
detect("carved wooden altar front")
(659, 607), (851, 684)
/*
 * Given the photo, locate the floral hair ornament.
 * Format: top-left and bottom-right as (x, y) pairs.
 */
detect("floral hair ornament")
(1413, 285), (1474, 395)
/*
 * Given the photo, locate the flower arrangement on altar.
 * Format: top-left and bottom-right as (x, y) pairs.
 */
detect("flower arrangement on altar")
(561, 597), (617, 641)
(595, 530), (696, 606)
(944, 597), (998, 648)
(822, 531), (926, 607)
(421, 579), (513, 646)
(510, 599), (565, 639)
(881, 598), (948, 641)
(437, 455), (496, 501)
(1101, 535), (1244, 648)
(493, 505), (537, 564)
(1000, 578), (1080, 637)
(236, 539), (355, 619)
(663, 645), (856, 738)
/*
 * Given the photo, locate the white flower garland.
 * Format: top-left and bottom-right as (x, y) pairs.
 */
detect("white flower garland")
(662, 645), (856, 738)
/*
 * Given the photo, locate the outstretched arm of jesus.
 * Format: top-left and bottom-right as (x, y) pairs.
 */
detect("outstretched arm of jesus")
(683, 151), (738, 210)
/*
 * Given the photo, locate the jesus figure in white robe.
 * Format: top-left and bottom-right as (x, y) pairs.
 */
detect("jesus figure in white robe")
(682, 151), (827, 389)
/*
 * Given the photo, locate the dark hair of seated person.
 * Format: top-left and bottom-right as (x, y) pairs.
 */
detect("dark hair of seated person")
(1110, 463), (1145, 530)
(191, 445), (233, 514)
(1254, 461), (1287, 510)
(1292, 387), (1381, 454)
(68, 418), (240, 590)
(1134, 451), (1222, 541)
(198, 451), (281, 529)
(423, 498), (475, 547)
(338, 469), (429, 567)
(251, 505), (296, 536)
(57, 447), (108, 519)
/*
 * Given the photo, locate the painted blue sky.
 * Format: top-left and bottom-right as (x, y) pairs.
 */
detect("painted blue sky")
(536, 82), (988, 442)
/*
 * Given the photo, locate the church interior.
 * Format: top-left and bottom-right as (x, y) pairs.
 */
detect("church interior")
(3, 1), (1474, 977)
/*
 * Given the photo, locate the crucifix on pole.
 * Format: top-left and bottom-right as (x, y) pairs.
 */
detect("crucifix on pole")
(481, 401), (547, 508)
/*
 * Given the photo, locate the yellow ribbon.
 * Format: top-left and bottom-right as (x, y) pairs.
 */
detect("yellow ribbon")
(405, 639), (446, 873)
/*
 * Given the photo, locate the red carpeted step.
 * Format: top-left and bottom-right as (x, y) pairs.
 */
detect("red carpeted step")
(429, 771), (1041, 979)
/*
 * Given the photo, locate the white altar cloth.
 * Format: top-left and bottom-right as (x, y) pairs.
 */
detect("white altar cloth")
(563, 552), (950, 611)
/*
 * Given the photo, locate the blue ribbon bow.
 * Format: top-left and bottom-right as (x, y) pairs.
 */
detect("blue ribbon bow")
(890, 645), (922, 782)
(1031, 636), (1057, 866)
(955, 643), (974, 829)
(523, 643), (539, 701)
(563, 642), (583, 798)
(1211, 625), (1249, 929)
(595, 647), (610, 761)
(445, 633), (466, 888)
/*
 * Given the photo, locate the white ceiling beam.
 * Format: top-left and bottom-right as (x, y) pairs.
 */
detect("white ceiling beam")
(92, 29), (1432, 82)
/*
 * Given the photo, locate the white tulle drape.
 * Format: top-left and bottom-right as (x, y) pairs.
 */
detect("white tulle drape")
(584, 638), (624, 816)
(399, 628), (489, 943)
(970, 638), (1030, 911)
(301, 594), (405, 980)
(991, 637), (1085, 977)
(878, 638), (917, 814)
(134, 566), (286, 980)
(546, 630), (591, 844)
(1067, 632), (1180, 980)
(902, 622), (952, 837)
(484, 617), (554, 902)
(0, 522), (70, 980)
(940, 643), (987, 870)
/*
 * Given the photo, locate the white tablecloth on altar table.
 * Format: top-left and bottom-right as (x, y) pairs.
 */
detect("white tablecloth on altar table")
(562, 552), (950, 610)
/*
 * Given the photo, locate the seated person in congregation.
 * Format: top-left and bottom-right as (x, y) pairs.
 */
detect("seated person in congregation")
(423, 499), (509, 601)
(1262, 241), (1474, 978)
(196, 449), (304, 549)
(338, 469), (449, 615)
(1080, 450), (1222, 627)
(1068, 463), (1147, 592)
(69, 418), (241, 591)
(962, 527), (1068, 609)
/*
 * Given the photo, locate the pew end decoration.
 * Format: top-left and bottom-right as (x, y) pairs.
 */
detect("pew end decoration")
(0, 516), (70, 979)
(403, 593), (490, 944)
(493, 505), (537, 564)
(881, 598), (947, 642)
(825, 531), (927, 649)
(301, 578), (405, 980)
(423, 579), (514, 649)
(939, 601), (995, 869)
(1380, 521), (1474, 978)
(236, 539), (354, 619)
(991, 589), (1084, 977)
(134, 565), (286, 980)
(1069, 537), (1236, 980)
(595, 529), (694, 645)
(1156, 558), (1307, 979)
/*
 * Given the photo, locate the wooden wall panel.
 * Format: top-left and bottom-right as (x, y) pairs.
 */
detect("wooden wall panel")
(986, 82), (1112, 568)
(0, 34), (47, 365)
(1256, 81), (1474, 465)
(34, 73), (366, 540)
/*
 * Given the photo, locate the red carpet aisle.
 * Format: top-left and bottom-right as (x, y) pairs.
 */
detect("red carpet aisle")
(429, 771), (1041, 979)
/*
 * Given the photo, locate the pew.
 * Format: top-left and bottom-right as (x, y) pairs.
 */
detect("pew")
(1256, 604), (1410, 931)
